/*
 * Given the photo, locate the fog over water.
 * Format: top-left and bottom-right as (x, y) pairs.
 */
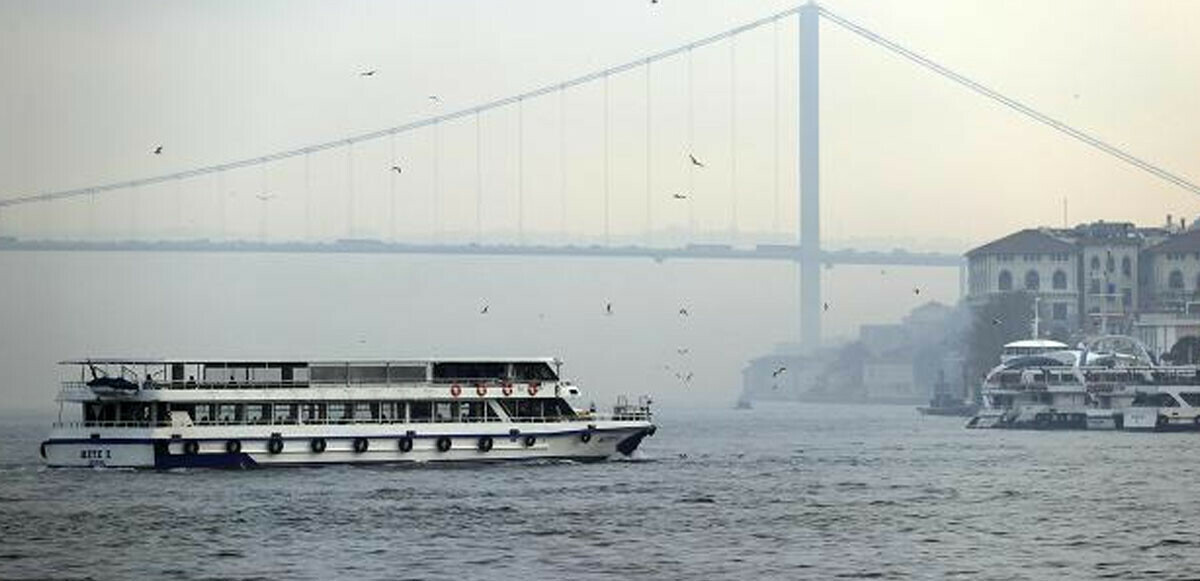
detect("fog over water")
(0, 250), (956, 412)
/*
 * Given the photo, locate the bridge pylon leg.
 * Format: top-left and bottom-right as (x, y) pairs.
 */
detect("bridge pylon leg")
(799, 3), (821, 351)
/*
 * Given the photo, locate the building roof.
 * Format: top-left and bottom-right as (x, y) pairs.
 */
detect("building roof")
(966, 229), (1075, 257)
(1145, 228), (1200, 254)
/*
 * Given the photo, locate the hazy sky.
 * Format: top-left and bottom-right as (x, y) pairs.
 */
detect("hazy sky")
(2, 0), (1199, 248)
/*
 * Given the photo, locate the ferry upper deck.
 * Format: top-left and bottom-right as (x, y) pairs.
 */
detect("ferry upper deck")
(62, 357), (563, 391)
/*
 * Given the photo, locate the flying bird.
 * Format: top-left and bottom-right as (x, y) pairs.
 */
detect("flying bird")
(480, 305), (489, 314)
(152, 146), (163, 155)
(254, 193), (275, 201)
(991, 317), (1002, 326)
(678, 307), (689, 317)
(428, 95), (441, 103)
(913, 287), (921, 296)
(771, 366), (787, 378)
(676, 348), (690, 355)
(823, 302), (830, 312)
(672, 193), (688, 200)
(360, 70), (377, 77)
(688, 154), (705, 168)
(605, 302), (613, 315)
(390, 165), (402, 174)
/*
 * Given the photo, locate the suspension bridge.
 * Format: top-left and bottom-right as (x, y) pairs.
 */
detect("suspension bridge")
(2, 3), (1197, 349)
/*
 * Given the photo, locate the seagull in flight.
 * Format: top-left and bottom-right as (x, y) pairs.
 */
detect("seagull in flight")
(390, 165), (402, 174)
(428, 95), (441, 103)
(676, 347), (690, 355)
(480, 305), (489, 315)
(678, 307), (689, 317)
(771, 366), (787, 378)
(913, 287), (921, 296)
(991, 317), (1002, 326)
(152, 145), (163, 155)
(688, 154), (705, 168)
(605, 302), (613, 316)
(823, 302), (830, 312)
(254, 193), (275, 201)
(672, 193), (688, 200)
(360, 70), (377, 77)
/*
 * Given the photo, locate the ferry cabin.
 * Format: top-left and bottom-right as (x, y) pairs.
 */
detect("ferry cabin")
(43, 358), (655, 468)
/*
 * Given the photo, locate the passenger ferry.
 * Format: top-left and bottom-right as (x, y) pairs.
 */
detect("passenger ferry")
(967, 335), (1200, 431)
(41, 357), (656, 468)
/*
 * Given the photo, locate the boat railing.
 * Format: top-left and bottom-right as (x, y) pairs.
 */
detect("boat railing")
(53, 412), (647, 430)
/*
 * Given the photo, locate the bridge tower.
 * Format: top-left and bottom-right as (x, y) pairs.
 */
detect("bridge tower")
(799, 2), (821, 350)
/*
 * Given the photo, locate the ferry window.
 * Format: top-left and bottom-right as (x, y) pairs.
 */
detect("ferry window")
(353, 403), (374, 420)
(433, 362), (506, 382)
(273, 403), (297, 423)
(349, 366), (388, 384)
(434, 402), (453, 422)
(513, 362), (558, 381)
(410, 401), (432, 422)
(300, 404), (324, 422)
(218, 404), (240, 423)
(380, 402), (398, 421)
(388, 365), (426, 383)
(1180, 393), (1200, 407)
(311, 365), (348, 384)
(194, 404), (213, 424)
(245, 404), (265, 423)
(250, 366), (282, 384)
(327, 402), (346, 422)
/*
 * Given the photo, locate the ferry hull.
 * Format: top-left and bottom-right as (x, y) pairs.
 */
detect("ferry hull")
(41, 423), (655, 469)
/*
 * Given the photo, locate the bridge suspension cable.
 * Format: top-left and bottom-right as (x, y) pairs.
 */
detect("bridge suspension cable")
(818, 6), (1200, 197)
(0, 5), (802, 209)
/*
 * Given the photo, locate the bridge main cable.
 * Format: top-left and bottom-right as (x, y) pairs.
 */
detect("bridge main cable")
(0, 5), (804, 209)
(818, 6), (1200, 197)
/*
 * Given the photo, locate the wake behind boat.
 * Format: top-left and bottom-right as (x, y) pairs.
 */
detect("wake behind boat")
(42, 357), (656, 468)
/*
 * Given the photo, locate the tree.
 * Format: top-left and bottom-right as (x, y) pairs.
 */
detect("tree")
(964, 292), (1035, 382)
(1167, 336), (1200, 364)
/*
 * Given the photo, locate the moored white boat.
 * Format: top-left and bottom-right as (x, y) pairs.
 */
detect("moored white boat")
(42, 357), (656, 468)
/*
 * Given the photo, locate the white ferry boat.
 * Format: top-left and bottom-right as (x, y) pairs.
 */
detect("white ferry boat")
(41, 357), (656, 468)
(967, 335), (1200, 431)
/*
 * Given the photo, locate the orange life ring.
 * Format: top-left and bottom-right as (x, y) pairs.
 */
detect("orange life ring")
(475, 383), (488, 397)
(502, 383), (514, 396)
(450, 384), (462, 397)
(527, 383), (539, 396)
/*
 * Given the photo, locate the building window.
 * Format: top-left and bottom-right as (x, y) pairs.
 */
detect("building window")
(1121, 256), (1132, 277)
(998, 270), (1013, 291)
(1052, 270), (1067, 290)
(1025, 270), (1040, 291)
(1090, 279), (1101, 294)
(1052, 303), (1067, 320)
(1106, 254), (1115, 272)
(1122, 288), (1132, 307)
(1170, 270), (1184, 290)
(1090, 256), (1100, 270)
